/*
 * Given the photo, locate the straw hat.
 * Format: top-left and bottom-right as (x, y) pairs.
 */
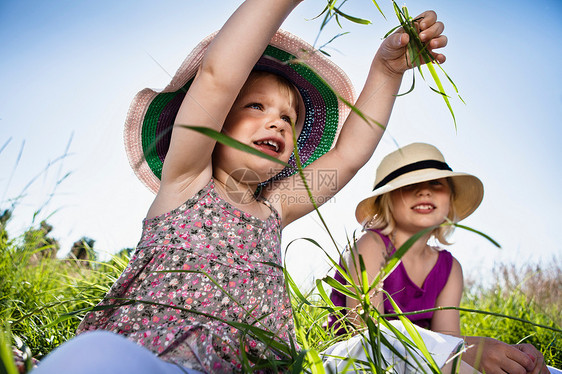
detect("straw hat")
(355, 143), (484, 226)
(124, 29), (356, 194)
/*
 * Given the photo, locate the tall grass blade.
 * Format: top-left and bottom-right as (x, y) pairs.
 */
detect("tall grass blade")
(453, 222), (501, 248)
(287, 123), (340, 253)
(333, 8), (371, 25)
(382, 291), (440, 373)
(0, 325), (18, 374)
(338, 96), (385, 131)
(284, 265), (314, 308)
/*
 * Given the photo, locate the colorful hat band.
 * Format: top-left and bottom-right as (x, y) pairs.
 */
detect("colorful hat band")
(140, 44), (339, 183)
(373, 160), (452, 190)
(141, 80), (192, 180)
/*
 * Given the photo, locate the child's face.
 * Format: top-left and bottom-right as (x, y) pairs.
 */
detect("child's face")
(389, 178), (452, 234)
(215, 73), (301, 183)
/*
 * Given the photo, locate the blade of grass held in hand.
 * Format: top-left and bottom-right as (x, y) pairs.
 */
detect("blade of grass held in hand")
(333, 7), (371, 25)
(390, 1), (462, 130)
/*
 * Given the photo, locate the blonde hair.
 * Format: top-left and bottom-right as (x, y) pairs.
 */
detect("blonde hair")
(242, 70), (300, 119)
(366, 178), (458, 246)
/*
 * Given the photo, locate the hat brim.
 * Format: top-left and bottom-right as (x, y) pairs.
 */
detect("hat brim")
(355, 169), (484, 226)
(124, 30), (355, 194)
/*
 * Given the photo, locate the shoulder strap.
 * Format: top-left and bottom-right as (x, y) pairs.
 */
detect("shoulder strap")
(256, 196), (281, 221)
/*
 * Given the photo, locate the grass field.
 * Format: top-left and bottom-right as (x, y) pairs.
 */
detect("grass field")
(1, 213), (560, 372)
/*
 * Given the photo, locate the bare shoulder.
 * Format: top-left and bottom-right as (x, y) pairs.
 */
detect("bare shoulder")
(437, 252), (464, 300)
(449, 255), (464, 280)
(356, 230), (387, 252)
(146, 171), (213, 219)
(347, 230), (388, 269)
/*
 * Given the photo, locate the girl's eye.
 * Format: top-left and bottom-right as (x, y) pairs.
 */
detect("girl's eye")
(281, 115), (292, 124)
(429, 180), (443, 186)
(247, 103), (263, 110)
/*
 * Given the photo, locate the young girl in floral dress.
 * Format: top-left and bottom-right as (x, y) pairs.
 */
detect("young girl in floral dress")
(31, 1), (457, 373)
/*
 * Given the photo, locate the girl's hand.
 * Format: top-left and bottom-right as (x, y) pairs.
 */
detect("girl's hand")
(463, 337), (548, 374)
(374, 10), (447, 77)
(515, 344), (549, 374)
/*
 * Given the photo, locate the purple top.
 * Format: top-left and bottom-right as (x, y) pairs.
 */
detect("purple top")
(328, 229), (453, 333)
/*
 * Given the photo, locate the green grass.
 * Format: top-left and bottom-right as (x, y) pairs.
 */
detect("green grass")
(1, 216), (560, 372)
(460, 261), (562, 368)
(0, 224), (127, 360)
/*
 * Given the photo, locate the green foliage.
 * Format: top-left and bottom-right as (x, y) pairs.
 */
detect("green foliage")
(0, 217), (126, 360)
(1, 192), (560, 373)
(461, 260), (562, 368)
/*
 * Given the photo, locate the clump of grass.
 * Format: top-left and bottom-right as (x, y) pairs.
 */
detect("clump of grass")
(462, 259), (562, 367)
(2, 156), (560, 372)
(0, 221), (127, 359)
(494, 259), (561, 325)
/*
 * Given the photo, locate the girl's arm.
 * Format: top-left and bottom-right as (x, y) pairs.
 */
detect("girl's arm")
(344, 231), (387, 327)
(267, 11), (447, 226)
(150, 0), (302, 216)
(430, 256), (463, 336)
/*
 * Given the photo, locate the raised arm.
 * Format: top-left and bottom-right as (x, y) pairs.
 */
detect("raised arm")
(151, 0), (302, 215)
(272, 10), (447, 225)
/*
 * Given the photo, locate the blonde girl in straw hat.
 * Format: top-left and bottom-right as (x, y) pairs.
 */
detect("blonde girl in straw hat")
(32, 1), (454, 373)
(328, 142), (552, 374)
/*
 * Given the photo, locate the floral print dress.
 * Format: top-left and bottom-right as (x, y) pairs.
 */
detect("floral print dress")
(77, 180), (295, 373)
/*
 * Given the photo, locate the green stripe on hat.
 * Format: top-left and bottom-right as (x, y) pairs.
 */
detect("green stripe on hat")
(141, 81), (192, 180)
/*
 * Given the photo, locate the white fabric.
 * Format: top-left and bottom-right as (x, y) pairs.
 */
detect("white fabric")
(548, 365), (562, 374)
(322, 320), (463, 374)
(32, 331), (202, 374)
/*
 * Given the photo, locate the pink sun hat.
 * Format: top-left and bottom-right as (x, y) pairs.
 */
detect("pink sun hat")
(124, 29), (356, 194)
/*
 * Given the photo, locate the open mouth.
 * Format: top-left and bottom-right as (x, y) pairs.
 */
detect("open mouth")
(253, 139), (284, 155)
(412, 204), (435, 213)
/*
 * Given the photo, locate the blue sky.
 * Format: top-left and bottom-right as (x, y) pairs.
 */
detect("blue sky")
(1, 0), (561, 288)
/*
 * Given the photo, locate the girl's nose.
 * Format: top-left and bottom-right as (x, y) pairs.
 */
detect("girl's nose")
(267, 118), (287, 132)
(416, 183), (432, 195)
